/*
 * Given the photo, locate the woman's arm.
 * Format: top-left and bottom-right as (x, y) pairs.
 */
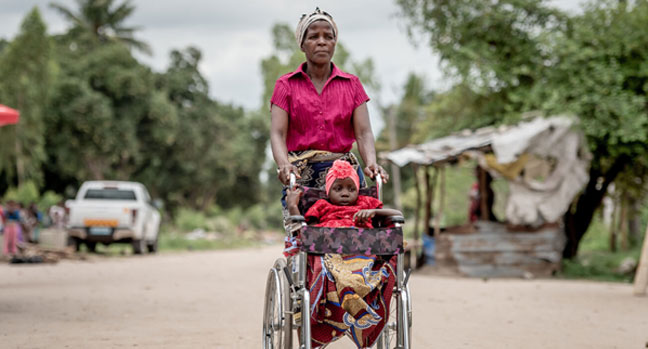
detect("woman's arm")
(352, 102), (388, 183)
(270, 104), (301, 185)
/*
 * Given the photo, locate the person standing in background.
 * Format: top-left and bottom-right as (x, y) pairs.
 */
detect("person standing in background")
(2, 200), (21, 256)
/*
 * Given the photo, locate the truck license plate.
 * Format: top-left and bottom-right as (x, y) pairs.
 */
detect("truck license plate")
(89, 227), (112, 235)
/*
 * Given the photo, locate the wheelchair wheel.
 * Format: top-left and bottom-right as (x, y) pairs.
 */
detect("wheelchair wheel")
(262, 258), (291, 349)
(376, 283), (412, 349)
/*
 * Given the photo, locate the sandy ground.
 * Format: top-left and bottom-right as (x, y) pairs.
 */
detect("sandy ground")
(1, 245), (647, 349)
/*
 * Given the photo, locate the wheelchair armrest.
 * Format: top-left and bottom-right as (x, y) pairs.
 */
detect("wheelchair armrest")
(374, 215), (405, 227)
(389, 215), (405, 224)
(288, 215), (306, 223)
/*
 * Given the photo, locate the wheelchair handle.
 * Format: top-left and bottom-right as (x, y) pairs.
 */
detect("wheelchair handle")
(289, 172), (297, 189)
(375, 173), (383, 202)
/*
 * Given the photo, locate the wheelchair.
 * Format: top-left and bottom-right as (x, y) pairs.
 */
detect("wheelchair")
(262, 174), (412, 349)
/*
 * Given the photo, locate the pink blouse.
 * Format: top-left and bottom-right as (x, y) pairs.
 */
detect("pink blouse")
(270, 62), (370, 153)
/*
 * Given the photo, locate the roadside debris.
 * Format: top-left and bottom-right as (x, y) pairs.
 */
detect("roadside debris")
(2, 242), (87, 264)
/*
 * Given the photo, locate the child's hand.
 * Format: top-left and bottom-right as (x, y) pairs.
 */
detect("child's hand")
(285, 187), (303, 209)
(353, 209), (376, 225)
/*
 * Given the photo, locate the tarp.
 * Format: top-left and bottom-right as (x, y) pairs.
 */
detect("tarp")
(0, 104), (20, 127)
(381, 116), (592, 226)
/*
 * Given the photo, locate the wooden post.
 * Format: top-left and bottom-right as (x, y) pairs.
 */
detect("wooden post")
(424, 167), (438, 236)
(610, 195), (618, 252)
(424, 167), (432, 237)
(412, 164), (421, 267)
(619, 192), (628, 250)
(434, 166), (446, 238)
(478, 166), (488, 221)
(633, 223), (648, 296)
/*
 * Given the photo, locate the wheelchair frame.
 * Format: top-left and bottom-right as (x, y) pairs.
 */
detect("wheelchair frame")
(262, 174), (412, 349)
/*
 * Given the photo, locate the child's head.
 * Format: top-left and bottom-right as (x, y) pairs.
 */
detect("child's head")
(326, 160), (359, 206)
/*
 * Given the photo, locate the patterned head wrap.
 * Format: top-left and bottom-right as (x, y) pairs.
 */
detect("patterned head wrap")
(295, 7), (338, 47)
(325, 159), (359, 196)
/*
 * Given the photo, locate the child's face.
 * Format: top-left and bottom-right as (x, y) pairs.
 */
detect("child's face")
(328, 177), (358, 206)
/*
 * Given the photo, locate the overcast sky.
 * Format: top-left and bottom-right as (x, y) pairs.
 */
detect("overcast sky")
(0, 0), (584, 130)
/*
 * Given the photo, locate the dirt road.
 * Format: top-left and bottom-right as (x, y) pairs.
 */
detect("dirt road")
(1, 245), (646, 348)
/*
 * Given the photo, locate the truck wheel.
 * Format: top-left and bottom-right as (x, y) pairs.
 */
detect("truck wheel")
(67, 237), (81, 252)
(147, 238), (158, 253)
(85, 241), (97, 253)
(132, 239), (145, 255)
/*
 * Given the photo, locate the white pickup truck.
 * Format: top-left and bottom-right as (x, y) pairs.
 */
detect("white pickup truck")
(67, 181), (161, 254)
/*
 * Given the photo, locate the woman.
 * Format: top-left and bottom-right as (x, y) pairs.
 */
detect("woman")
(2, 200), (21, 256)
(270, 7), (388, 191)
(269, 8), (392, 348)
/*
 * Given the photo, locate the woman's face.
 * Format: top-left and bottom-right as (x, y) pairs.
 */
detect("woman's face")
(301, 20), (336, 65)
(328, 177), (358, 206)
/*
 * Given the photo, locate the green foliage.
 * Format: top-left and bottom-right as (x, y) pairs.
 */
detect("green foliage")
(0, 2), (273, 213)
(139, 47), (269, 210)
(530, 0), (648, 163)
(3, 181), (62, 213)
(395, 0), (648, 256)
(3, 181), (40, 205)
(157, 233), (257, 252)
(0, 8), (52, 187)
(174, 208), (208, 232)
(38, 190), (63, 212)
(243, 201), (284, 230)
(558, 215), (642, 282)
(49, 0), (151, 54)
(46, 42), (151, 180)
(172, 201), (283, 234)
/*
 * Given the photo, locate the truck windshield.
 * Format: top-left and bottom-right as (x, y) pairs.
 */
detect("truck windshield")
(84, 189), (137, 201)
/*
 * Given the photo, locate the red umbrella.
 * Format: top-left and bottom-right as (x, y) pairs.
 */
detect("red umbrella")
(0, 104), (20, 127)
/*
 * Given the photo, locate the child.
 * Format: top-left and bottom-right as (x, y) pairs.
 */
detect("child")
(285, 159), (402, 349)
(2, 200), (21, 256)
(286, 159), (401, 228)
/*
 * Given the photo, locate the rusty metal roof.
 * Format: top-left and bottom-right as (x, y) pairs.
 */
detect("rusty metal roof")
(380, 116), (575, 167)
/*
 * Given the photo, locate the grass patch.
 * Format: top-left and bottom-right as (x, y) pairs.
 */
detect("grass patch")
(556, 215), (643, 283)
(558, 247), (641, 283)
(85, 230), (271, 256)
(157, 232), (260, 252)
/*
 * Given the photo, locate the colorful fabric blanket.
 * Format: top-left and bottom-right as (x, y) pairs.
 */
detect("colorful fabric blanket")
(307, 253), (395, 348)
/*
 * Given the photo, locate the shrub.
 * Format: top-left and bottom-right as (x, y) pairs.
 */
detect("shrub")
(3, 181), (40, 206)
(174, 208), (208, 232)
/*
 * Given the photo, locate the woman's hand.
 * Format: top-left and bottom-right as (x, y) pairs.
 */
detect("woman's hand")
(364, 164), (389, 183)
(353, 209), (376, 225)
(277, 164), (301, 186)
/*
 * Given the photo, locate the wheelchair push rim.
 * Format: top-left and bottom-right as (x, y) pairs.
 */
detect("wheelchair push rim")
(376, 282), (412, 349)
(262, 258), (291, 349)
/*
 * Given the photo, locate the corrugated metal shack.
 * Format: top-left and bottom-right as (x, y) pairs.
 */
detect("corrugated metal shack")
(381, 116), (591, 277)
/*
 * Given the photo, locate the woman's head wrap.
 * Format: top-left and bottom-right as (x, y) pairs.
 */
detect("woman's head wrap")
(295, 7), (338, 47)
(325, 159), (359, 195)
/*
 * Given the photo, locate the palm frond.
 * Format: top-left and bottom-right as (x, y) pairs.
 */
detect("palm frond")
(118, 36), (152, 55)
(49, 2), (85, 28)
(109, 1), (136, 25)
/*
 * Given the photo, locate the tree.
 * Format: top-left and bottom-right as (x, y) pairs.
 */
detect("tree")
(396, 0), (648, 257)
(0, 8), (52, 187)
(530, 0), (648, 257)
(147, 47), (268, 210)
(49, 0), (151, 54)
(376, 73), (435, 151)
(46, 42), (154, 182)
